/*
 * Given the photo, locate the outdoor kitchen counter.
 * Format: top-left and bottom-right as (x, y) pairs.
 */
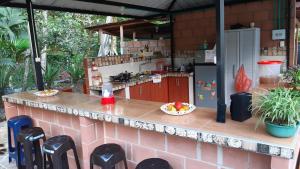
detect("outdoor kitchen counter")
(3, 92), (300, 169)
(89, 72), (193, 91)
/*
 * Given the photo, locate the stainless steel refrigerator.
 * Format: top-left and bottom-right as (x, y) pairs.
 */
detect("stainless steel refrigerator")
(194, 63), (217, 108)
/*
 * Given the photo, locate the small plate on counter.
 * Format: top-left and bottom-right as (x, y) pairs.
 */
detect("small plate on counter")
(160, 102), (196, 116)
(34, 89), (59, 97)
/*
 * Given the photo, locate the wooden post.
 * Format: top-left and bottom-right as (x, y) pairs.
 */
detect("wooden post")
(133, 31), (136, 41)
(98, 29), (103, 45)
(288, 0), (296, 66)
(120, 25), (124, 54)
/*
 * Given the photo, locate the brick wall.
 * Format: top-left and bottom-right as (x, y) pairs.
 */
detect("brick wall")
(5, 102), (298, 169)
(123, 39), (171, 55)
(174, 0), (282, 54)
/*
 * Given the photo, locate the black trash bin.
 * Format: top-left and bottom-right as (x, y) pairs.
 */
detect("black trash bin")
(230, 92), (252, 122)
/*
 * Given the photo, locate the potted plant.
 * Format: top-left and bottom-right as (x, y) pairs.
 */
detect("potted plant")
(252, 88), (300, 138)
(283, 65), (300, 90)
(66, 56), (84, 93)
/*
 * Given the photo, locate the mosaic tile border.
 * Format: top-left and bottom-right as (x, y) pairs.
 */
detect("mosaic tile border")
(89, 73), (193, 91)
(2, 95), (295, 159)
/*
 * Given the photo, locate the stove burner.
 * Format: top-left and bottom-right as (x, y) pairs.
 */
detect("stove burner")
(110, 71), (132, 83)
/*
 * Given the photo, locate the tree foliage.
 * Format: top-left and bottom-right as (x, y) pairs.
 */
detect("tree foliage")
(0, 8), (26, 40)
(35, 11), (103, 58)
(0, 7), (120, 94)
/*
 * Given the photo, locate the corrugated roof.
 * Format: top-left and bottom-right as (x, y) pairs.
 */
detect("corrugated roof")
(2, 0), (260, 18)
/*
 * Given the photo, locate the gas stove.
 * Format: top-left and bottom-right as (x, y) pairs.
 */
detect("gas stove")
(110, 71), (132, 83)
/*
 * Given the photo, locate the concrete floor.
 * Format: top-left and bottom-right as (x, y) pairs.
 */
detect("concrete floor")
(0, 121), (18, 169)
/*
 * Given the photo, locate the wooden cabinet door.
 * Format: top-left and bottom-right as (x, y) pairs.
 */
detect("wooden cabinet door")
(178, 77), (189, 103)
(129, 84), (141, 100)
(168, 77), (189, 103)
(168, 77), (178, 102)
(151, 78), (169, 103)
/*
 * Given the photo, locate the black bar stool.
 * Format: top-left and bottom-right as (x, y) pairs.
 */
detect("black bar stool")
(90, 143), (128, 169)
(42, 135), (81, 169)
(17, 127), (46, 169)
(136, 158), (172, 169)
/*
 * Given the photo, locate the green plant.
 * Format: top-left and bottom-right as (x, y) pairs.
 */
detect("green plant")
(43, 64), (61, 89)
(252, 88), (300, 128)
(0, 7), (26, 40)
(66, 56), (84, 84)
(0, 63), (15, 92)
(283, 65), (300, 88)
(11, 63), (25, 89)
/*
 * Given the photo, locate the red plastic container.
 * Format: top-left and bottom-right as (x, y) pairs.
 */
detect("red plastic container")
(257, 60), (282, 84)
(101, 96), (115, 105)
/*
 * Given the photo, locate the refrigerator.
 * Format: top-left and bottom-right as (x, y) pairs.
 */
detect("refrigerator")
(194, 63), (217, 108)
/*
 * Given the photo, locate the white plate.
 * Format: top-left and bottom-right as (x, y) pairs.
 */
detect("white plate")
(160, 102), (196, 116)
(34, 89), (59, 97)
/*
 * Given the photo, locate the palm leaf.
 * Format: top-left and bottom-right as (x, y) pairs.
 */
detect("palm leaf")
(43, 64), (61, 89)
(0, 58), (15, 67)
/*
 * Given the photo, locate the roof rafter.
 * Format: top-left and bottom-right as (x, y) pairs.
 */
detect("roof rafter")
(0, 0), (11, 5)
(171, 0), (263, 14)
(167, 0), (176, 11)
(1, 2), (143, 18)
(74, 0), (169, 14)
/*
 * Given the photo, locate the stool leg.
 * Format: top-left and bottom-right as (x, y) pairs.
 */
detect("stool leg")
(43, 153), (53, 169)
(43, 153), (47, 169)
(52, 154), (63, 169)
(23, 141), (34, 169)
(7, 127), (12, 163)
(61, 152), (69, 169)
(17, 142), (22, 169)
(14, 127), (21, 167)
(33, 140), (43, 169)
(47, 154), (53, 169)
(72, 144), (81, 169)
(123, 160), (128, 169)
(89, 160), (93, 169)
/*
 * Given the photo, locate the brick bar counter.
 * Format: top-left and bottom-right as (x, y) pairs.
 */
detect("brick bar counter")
(3, 92), (300, 169)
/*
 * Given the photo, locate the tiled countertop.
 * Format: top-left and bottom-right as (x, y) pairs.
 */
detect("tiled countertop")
(2, 91), (298, 159)
(89, 72), (193, 91)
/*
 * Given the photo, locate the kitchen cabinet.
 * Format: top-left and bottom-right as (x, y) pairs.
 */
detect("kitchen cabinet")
(130, 82), (151, 101)
(225, 28), (260, 104)
(150, 78), (169, 103)
(168, 77), (189, 103)
(130, 77), (189, 103)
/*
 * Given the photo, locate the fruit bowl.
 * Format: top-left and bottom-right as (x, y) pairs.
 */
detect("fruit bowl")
(160, 102), (196, 116)
(34, 89), (59, 97)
